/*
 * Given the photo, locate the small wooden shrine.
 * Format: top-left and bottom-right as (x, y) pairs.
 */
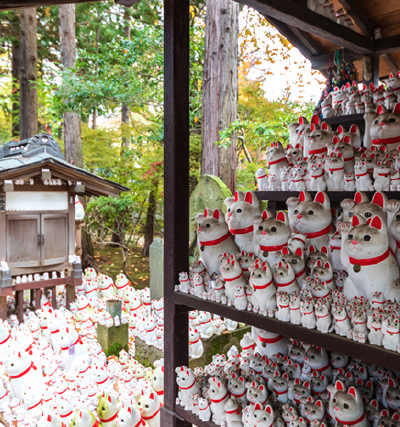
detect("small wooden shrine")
(0, 133), (129, 320)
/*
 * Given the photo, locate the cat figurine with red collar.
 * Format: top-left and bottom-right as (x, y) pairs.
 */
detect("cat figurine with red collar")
(208, 377), (229, 426)
(304, 346), (333, 382)
(228, 374), (248, 404)
(327, 381), (368, 427)
(252, 403), (275, 427)
(116, 405), (148, 427)
(340, 191), (388, 224)
(252, 327), (289, 357)
(340, 214), (399, 300)
(337, 124), (362, 149)
(308, 122), (333, 159)
(313, 260), (335, 290)
(326, 152), (345, 191)
(288, 116), (309, 149)
(386, 71), (400, 98)
(364, 104), (400, 151)
(189, 327), (204, 359)
(373, 163), (391, 191)
(256, 168), (269, 191)
(266, 141), (289, 188)
(303, 397), (327, 426)
(224, 398), (242, 427)
(245, 380), (269, 406)
(287, 191), (333, 250)
(220, 254), (247, 302)
(224, 191), (261, 254)
(176, 366), (199, 411)
(275, 262), (300, 295)
(279, 247), (306, 283)
(195, 208), (238, 275)
(252, 210), (291, 268)
(138, 391), (160, 427)
(249, 258), (276, 312)
(6, 349), (43, 401)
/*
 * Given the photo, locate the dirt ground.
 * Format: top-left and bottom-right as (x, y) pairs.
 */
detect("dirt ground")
(93, 245), (150, 290)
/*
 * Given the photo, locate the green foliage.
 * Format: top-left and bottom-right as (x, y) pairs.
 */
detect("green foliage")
(103, 342), (129, 358)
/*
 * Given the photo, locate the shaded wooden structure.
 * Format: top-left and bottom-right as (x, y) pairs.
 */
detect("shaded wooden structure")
(162, 1), (400, 426)
(0, 134), (128, 320)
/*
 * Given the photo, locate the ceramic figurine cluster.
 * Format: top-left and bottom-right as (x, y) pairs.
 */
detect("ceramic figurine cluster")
(255, 94), (400, 192)
(176, 190), (400, 351)
(0, 270), (165, 427)
(307, 0), (355, 30)
(176, 331), (400, 426)
(319, 73), (400, 119)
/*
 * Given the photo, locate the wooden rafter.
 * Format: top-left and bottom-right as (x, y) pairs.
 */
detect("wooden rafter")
(375, 34), (400, 55)
(241, 0), (374, 54)
(336, 0), (374, 37)
(381, 54), (400, 74)
(311, 49), (362, 70)
(290, 26), (321, 56)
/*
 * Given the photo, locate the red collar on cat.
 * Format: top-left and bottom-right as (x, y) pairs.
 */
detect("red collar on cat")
(335, 412), (365, 425)
(276, 278), (296, 288)
(295, 268), (305, 278)
(226, 408), (242, 415)
(224, 272), (244, 282)
(210, 391), (229, 404)
(199, 231), (231, 246)
(260, 242), (288, 252)
(230, 389), (246, 398)
(309, 147), (327, 155)
(257, 334), (283, 344)
(349, 248), (390, 266)
(257, 173), (268, 179)
(268, 157), (286, 166)
(253, 279), (273, 290)
(142, 407), (160, 421)
(305, 223), (333, 239)
(99, 412), (118, 423)
(372, 136), (400, 145)
(230, 225), (253, 235)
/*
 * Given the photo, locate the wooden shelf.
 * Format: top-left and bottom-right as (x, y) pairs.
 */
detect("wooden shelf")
(174, 406), (218, 427)
(12, 276), (81, 291)
(324, 114), (365, 127)
(174, 292), (400, 372)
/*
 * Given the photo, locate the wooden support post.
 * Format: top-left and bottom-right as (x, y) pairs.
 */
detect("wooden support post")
(66, 283), (75, 310)
(51, 286), (56, 308)
(0, 297), (7, 321)
(17, 290), (23, 323)
(363, 54), (380, 88)
(163, 0), (190, 425)
(35, 289), (41, 310)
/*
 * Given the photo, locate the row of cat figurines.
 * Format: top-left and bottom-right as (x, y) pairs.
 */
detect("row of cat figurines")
(195, 190), (400, 302)
(176, 334), (400, 427)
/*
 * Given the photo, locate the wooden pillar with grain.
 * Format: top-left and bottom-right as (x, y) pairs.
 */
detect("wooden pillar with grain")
(362, 54), (380, 88)
(75, 220), (83, 256)
(162, 0), (191, 425)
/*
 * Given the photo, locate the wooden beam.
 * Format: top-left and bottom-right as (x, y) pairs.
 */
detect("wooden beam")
(363, 54), (379, 88)
(311, 49), (362, 70)
(336, 0), (374, 37)
(381, 54), (400, 74)
(375, 34), (400, 55)
(290, 26), (321, 56)
(0, 0), (101, 9)
(240, 0), (374, 54)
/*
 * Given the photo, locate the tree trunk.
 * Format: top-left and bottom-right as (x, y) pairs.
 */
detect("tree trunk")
(201, 0), (239, 194)
(11, 34), (20, 137)
(121, 10), (131, 147)
(59, 4), (83, 167)
(81, 226), (97, 271)
(92, 22), (100, 130)
(19, 8), (38, 140)
(142, 189), (156, 257)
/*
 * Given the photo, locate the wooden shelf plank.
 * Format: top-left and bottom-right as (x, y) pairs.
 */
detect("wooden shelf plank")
(323, 114), (365, 127)
(174, 292), (400, 371)
(239, 0), (374, 55)
(175, 406), (218, 427)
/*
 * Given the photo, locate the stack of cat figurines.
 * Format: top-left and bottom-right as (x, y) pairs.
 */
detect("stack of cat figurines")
(176, 334), (400, 427)
(176, 190), (400, 351)
(256, 88), (400, 192)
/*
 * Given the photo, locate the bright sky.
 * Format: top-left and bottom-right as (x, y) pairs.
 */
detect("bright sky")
(239, 7), (325, 104)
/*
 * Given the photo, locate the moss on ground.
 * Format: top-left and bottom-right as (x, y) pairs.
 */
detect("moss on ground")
(93, 245), (150, 290)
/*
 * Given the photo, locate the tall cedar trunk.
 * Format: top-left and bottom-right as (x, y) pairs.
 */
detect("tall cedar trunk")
(92, 22), (100, 130)
(201, 0), (239, 194)
(142, 189), (156, 257)
(59, 4), (83, 168)
(19, 8), (38, 140)
(11, 35), (20, 137)
(121, 10), (131, 147)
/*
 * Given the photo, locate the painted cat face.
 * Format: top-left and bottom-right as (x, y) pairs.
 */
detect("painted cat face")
(253, 404), (274, 427)
(289, 343), (305, 364)
(331, 383), (364, 420)
(308, 123), (333, 152)
(306, 245), (329, 270)
(275, 263), (295, 283)
(332, 137), (354, 158)
(288, 192), (332, 235)
(292, 379), (311, 402)
(304, 399), (325, 421)
(225, 191), (261, 230)
(344, 215), (388, 259)
(220, 255), (242, 277)
(288, 116), (310, 148)
(266, 141), (286, 162)
(370, 104), (400, 149)
(250, 261), (272, 285)
(237, 251), (255, 270)
(253, 210), (291, 247)
(196, 209), (228, 239)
